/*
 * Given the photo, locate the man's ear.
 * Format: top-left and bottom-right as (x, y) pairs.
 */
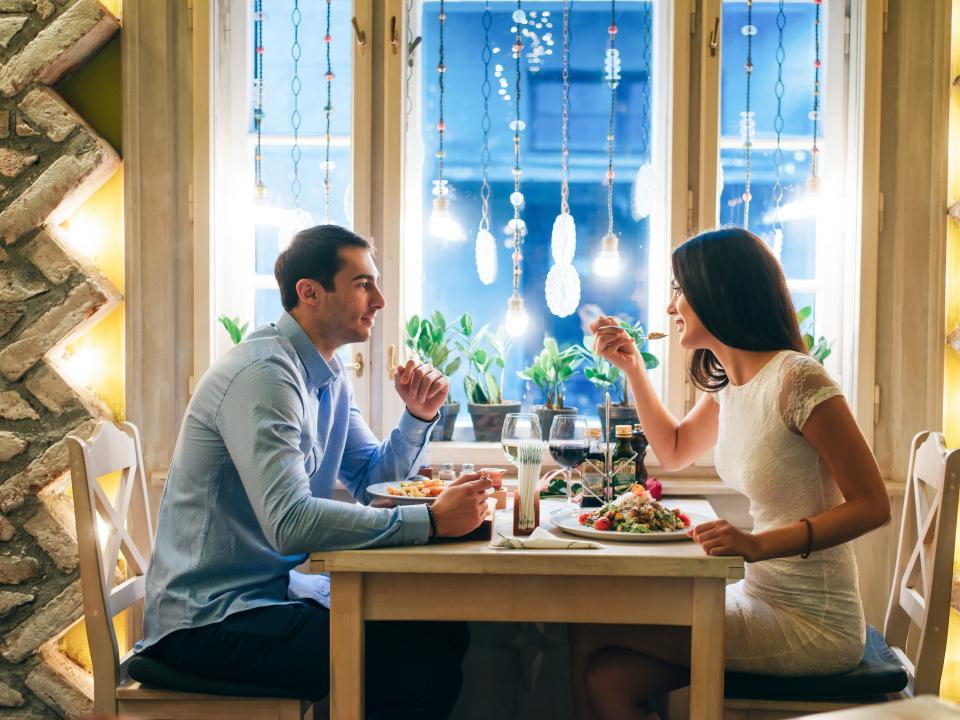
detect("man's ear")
(295, 278), (324, 307)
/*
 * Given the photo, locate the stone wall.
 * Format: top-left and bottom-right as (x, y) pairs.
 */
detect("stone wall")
(0, 0), (119, 717)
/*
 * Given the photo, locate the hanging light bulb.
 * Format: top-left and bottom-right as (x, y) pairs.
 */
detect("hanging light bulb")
(505, 291), (529, 336)
(593, 6), (622, 282)
(429, 196), (465, 242)
(593, 232), (621, 278)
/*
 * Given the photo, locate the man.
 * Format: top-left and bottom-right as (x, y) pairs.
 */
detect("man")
(140, 225), (490, 718)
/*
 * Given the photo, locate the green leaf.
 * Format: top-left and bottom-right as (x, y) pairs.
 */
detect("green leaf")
(472, 349), (487, 367)
(485, 371), (499, 403)
(444, 356), (461, 376)
(460, 313), (473, 337)
(641, 351), (660, 370)
(406, 315), (420, 339)
(797, 305), (812, 326)
(431, 310), (445, 333)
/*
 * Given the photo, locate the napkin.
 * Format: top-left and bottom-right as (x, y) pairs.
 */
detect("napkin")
(492, 526), (602, 550)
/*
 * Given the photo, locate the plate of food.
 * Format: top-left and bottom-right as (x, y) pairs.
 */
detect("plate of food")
(366, 477), (450, 505)
(552, 483), (704, 542)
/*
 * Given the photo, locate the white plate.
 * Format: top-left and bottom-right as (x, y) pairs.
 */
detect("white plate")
(366, 481), (447, 505)
(551, 510), (707, 543)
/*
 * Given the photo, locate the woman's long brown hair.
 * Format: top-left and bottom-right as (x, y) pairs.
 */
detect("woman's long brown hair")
(671, 227), (806, 392)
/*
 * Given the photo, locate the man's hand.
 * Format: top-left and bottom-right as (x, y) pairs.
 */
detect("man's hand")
(395, 359), (449, 422)
(430, 472), (492, 538)
(590, 315), (643, 375)
(688, 519), (763, 563)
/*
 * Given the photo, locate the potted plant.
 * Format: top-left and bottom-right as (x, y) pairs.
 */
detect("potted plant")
(579, 319), (663, 440)
(405, 311), (463, 441)
(456, 314), (520, 442)
(797, 305), (832, 365)
(518, 336), (583, 436)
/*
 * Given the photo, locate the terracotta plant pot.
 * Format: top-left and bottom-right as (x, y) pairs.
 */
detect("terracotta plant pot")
(467, 401), (522, 442)
(430, 401), (460, 442)
(534, 405), (578, 438)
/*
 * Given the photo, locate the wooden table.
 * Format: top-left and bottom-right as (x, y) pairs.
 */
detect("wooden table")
(308, 498), (744, 720)
(795, 695), (960, 719)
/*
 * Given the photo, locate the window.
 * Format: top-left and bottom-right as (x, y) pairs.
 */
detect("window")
(718, 0), (844, 379)
(213, 0), (355, 356)
(406, 1), (668, 436)
(208, 0), (874, 460)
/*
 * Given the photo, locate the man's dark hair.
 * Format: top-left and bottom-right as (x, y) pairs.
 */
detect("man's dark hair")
(274, 224), (373, 311)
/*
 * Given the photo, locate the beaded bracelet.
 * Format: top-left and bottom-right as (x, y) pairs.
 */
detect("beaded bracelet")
(799, 517), (813, 559)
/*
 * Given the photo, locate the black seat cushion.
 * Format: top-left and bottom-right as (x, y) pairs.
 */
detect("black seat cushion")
(127, 655), (322, 701)
(725, 625), (909, 701)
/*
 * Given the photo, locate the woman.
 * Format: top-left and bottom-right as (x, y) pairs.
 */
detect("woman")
(570, 228), (890, 720)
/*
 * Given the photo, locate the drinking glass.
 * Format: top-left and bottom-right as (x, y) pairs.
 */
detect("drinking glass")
(548, 415), (589, 510)
(500, 413), (542, 466)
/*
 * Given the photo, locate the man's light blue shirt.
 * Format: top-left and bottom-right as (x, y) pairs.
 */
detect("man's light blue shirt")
(141, 312), (434, 649)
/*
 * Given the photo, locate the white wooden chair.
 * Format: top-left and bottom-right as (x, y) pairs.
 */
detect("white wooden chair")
(68, 420), (316, 719)
(721, 430), (960, 719)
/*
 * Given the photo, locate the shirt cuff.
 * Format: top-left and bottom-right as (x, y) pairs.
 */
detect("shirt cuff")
(397, 408), (438, 444)
(397, 504), (432, 545)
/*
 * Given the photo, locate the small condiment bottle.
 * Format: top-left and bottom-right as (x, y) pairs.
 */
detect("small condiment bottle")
(460, 462), (476, 475)
(418, 465), (434, 479)
(437, 462), (456, 482)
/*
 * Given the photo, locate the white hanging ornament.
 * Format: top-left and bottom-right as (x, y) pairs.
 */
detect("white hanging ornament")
(545, 263), (581, 318)
(550, 212), (576, 265)
(475, 228), (497, 285)
(630, 163), (657, 221)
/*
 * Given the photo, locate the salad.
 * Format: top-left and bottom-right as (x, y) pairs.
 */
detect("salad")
(578, 483), (691, 533)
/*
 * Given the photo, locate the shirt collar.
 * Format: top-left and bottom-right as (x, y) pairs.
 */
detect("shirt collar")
(277, 311), (338, 392)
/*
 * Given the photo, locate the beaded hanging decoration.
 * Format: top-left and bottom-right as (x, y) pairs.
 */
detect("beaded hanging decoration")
(741, 0), (756, 228)
(808, 0), (823, 192)
(432, 0), (449, 206)
(600, 1), (620, 256)
(290, 0), (303, 208)
(545, 0), (580, 317)
(322, 0), (334, 222)
(508, 0), (526, 304)
(475, 0), (497, 285)
(771, 0), (786, 259)
(631, 0), (655, 222)
(253, 0), (266, 199)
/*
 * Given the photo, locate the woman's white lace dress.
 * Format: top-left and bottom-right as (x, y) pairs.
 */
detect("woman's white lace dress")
(713, 350), (865, 675)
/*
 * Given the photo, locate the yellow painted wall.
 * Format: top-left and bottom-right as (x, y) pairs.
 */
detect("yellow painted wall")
(940, 0), (960, 701)
(52, 8), (125, 674)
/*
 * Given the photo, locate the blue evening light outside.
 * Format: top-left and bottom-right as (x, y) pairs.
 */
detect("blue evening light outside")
(719, 1), (823, 316)
(250, 2), (354, 328)
(245, 1), (826, 423)
(419, 1), (655, 421)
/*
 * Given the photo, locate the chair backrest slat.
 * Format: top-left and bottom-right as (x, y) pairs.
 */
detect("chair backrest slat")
(883, 431), (960, 697)
(67, 421), (153, 715)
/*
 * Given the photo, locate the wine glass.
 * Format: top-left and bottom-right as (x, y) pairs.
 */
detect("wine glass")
(501, 413), (542, 466)
(548, 415), (589, 511)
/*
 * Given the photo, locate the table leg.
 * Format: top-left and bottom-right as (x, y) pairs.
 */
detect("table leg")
(329, 572), (364, 720)
(690, 577), (725, 720)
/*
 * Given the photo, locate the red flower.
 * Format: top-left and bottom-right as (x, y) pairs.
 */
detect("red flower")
(646, 477), (663, 500)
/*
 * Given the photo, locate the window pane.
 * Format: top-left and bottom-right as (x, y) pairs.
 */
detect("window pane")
(255, 288), (283, 329)
(256, 1), (353, 136)
(719, 0), (828, 321)
(411, 1), (660, 428)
